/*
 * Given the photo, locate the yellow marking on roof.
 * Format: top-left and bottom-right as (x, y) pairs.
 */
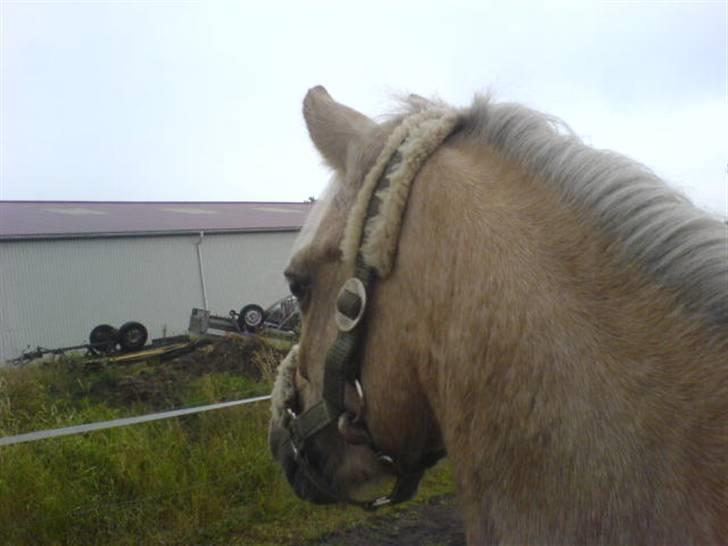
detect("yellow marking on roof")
(158, 207), (219, 215)
(253, 206), (301, 214)
(44, 207), (108, 216)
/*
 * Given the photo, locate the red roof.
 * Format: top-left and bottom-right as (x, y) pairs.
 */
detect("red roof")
(0, 201), (313, 240)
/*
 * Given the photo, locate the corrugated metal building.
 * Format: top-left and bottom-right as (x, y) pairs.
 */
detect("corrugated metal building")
(0, 201), (311, 362)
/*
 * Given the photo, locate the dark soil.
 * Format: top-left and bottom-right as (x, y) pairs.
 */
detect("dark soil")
(169, 334), (278, 380)
(83, 336), (287, 410)
(304, 495), (466, 546)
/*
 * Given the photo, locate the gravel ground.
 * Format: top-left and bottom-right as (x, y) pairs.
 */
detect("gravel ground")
(303, 496), (466, 546)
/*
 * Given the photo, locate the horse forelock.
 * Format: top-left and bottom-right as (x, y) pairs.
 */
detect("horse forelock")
(450, 96), (728, 326)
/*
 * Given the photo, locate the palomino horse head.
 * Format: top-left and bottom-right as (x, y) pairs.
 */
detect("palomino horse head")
(269, 86), (728, 543)
(268, 86), (454, 508)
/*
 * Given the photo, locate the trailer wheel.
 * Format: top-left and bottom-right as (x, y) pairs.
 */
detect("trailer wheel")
(118, 321), (148, 352)
(238, 304), (265, 332)
(89, 324), (118, 354)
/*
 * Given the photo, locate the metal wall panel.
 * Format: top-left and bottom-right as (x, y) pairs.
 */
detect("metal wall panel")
(0, 231), (297, 362)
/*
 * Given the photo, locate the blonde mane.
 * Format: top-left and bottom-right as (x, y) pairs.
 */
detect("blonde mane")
(413, 96), (728, 325)
(307, 95), (726, 323)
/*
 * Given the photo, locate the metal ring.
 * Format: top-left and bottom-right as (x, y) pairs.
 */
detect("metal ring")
(354, 379), (364, 402)
(369, 496), (392, 509)
(334, 278), (367, 332)
(377, 453), (394, 465)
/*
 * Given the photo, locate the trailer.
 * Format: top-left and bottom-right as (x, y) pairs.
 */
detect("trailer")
(9, 321), (186, 365)
(10, 295), (299, 365)
(188, 295), (300, 337)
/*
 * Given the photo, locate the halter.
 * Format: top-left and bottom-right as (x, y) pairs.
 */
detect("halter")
(277, 107), (460, 510)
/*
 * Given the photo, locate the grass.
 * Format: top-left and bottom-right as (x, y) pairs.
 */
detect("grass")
(0, 336), (454, 545)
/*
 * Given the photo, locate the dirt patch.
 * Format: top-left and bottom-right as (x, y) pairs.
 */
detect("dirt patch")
(167, 335), (268, 378)
(304, 496), (465, 546)
(85, 335), (289, 410)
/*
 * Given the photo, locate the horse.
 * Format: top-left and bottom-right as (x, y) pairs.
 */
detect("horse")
(268, 85), (728, 545)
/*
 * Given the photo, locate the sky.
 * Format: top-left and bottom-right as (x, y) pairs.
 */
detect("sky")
(1, 0), (726, 217)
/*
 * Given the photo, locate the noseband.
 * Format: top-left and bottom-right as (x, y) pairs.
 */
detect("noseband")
(279, 107), (460, 510)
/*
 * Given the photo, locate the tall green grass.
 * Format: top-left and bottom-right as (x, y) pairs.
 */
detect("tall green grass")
(0, 338), (454, 545)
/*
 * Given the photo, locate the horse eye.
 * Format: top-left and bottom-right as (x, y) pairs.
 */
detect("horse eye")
(287, 276), (309, 301)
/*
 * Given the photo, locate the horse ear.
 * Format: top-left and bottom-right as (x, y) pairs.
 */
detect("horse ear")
(303, 86), (375, 172)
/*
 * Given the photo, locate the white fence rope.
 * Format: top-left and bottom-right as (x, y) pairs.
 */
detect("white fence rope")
(0, 395), (271, 447)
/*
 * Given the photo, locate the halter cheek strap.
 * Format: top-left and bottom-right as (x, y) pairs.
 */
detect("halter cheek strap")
(280, 107), (460, 510)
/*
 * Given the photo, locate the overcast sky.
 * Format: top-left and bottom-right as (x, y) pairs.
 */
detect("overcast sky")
(1, 0), (726, 217)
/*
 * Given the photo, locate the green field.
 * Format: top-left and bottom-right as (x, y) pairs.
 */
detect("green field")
(0, 337), (454, 545)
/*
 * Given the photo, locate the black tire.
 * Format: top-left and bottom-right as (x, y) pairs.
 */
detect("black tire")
(118, 321), (148, 352)
(238, 304), (265, 332)
(89, 324), (118, 354)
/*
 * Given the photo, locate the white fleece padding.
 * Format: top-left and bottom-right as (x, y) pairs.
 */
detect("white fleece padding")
(340, 109), (460, 277)
(270, 344), (299, 423)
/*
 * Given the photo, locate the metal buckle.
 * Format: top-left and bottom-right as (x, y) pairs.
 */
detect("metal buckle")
(334, 278), (367, 332)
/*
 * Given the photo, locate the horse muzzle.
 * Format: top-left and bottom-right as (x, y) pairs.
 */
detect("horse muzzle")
(268, 422), (338, 505)
(268, 345), (340, 504)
